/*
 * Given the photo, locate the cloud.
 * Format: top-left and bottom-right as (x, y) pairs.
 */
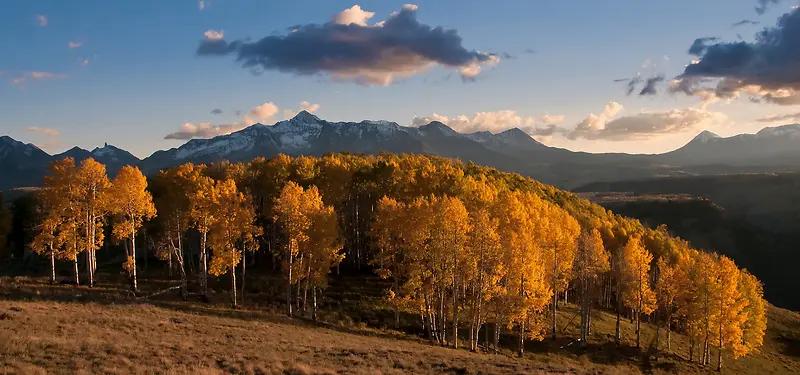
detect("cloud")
(249, 102), (279, 120)
(68, 41), (83, 49)
(26, 126), (60, 137)
(409, 110), (565, 135)
(81, 59), (90, 67)
(282, 101), (321, 119)
(9, 71), (67, 85)
(196, 4), (499, 85)
(210, 108), (223, 115)
(755, 0), (781, 15)
(204, 29), (224, 41)
(523, 48), (536, 54)
(674, 8), (800, 105)
(36, 15), (48, 27)
(165, 122), (247, 140)
(26, 126), (61, 150)
(565, 102), (726, 141)
(166, 101), (283, 140)
(541, 114), (565, 123)
(640, 75), (665, 95)
(332, 5), (375, 26)
(755, 112), (800, 122)
(732, 19), (760, 27)
(199, 0), (206, 10)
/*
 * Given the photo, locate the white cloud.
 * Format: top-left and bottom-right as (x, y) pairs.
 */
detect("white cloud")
(566, 102), (726, 141)
(541, 114), (565, 123)
(250, 102), (279, 120)
(36, 15), (48, 27)
(410, 110), (565, 135)
(332, 5), (376, 26)
(68, 41), (83, 49)
(204, 29), (224, 41)
(81, 59), (90, 67)
(199, 0), (205, 10)
(756, 112), (800, 123)
(10, 71), (67, 85)
(26, 126), (60, 137)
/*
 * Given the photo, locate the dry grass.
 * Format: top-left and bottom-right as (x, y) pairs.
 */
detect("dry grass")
(0, 274), (798, 375)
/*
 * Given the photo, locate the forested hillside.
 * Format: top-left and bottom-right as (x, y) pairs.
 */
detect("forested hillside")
(6, 153), (768, 371)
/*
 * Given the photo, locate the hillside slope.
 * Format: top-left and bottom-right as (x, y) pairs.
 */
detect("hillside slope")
(1, 275), (798, 375)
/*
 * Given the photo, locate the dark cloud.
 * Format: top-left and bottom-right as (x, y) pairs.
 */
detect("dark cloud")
(619, 74), (664, 96)
(675, 8), (800, 105)
(523, 48), (536, 54)
(732, 19), (760, 27)
(165, 122), (246, 140)
(210, 108), (223, 115)
(501, 52), (516, 59)
(688, 37), (720, 56)
(639, 74), (665, 95)
(755, 0), (781, 15)
(196, 5), (498, 85)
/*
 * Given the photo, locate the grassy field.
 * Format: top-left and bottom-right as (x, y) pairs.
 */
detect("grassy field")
(0, 272), (798, 374)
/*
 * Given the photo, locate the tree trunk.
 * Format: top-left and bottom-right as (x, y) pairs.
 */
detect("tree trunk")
(86, 248), (94, 288)
(230, 259), (237, 308)
(287, 243), (293, 317)
(200, 231), (208, 296)
(452, 267), (458, 349)
(636, 301), (642, 348)
(494, 323), (500, 354)
(580, 280), (588, 348)
(518, 320), (525, 357)
(240, 249), (246, 307)
(667, 315), (671, 352)
(73, 257), (80, 285)
(296, 281), (302, 313)
(312, 287), (318, 322)
(131, 233), (138, 292)
(717, 325), (724, 371)
(552, 281), (558, 340)
(393, 276), (400, 329)
(49, 247), (56, 285)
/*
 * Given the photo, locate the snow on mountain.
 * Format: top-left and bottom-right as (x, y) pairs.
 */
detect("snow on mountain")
(0, 136), (43, 158)
(756, 124), (800, 139)
(690, 130), (722, 144)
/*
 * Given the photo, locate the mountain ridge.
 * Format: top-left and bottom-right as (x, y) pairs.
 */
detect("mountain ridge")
(3, 113), (800, 191)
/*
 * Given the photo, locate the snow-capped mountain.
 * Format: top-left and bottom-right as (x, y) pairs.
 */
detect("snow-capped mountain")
(657, 124), (800, 167)
(0, 136), (52, 190)
(4, 115), (800, 191)
(52, 143), (141, 177)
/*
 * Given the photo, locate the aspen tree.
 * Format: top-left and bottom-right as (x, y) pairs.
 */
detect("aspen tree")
(573, 228), (609, 347)
(620, 236), (656, 349)
(108, 166), (156, 292)
(76, 158), (110, 287)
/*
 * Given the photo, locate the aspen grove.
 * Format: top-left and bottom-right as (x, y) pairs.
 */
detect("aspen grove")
(30, 153), (767, 370)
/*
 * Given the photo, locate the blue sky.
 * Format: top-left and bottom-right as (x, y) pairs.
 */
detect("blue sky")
(2, 0), (799, 158)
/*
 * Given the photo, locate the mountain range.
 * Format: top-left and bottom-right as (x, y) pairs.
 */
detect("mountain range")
(3, 111), (800, 191)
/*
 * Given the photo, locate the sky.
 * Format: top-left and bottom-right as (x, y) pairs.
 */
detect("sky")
(2, 0), (800, 158)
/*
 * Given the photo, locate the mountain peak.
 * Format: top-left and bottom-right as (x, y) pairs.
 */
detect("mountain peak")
(691, 130), (721, 144)
(292, 110), (321, 123)
(419, 121), (458, 136)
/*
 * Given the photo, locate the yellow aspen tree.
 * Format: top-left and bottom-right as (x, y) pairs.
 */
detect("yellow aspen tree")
(436, 196), (470, 349)
(188, 173), (218, 296)
(44, 158), (83, 285)
(541, 204), (580, 340)
(573, 228), (609, 347)
(371, 196), (406, 329)
(655, 254), (681, 352)
(76, 158), (110, 287)
(273, 181), (314, 317)
(208, 179), (257, 308)
(31, 188), (65, 284)
(711, 256), (745, 371)
(107, 166), (156, 292)
(465, 209), (503, 352)
(620, 236), (656, 349)
(152, 163), (200, 299)
(305, 203), (344, 321)
(738, 270), (767, 357)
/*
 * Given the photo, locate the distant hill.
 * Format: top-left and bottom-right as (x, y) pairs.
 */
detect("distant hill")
(579, 192), (800, 310)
